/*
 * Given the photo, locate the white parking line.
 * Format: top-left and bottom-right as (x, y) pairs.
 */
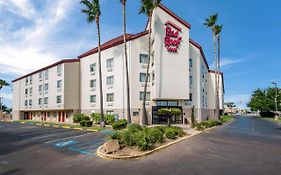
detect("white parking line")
(45, 133), (93, 144)
(31, 130), (78, 140)
(20, 128), (67, 136)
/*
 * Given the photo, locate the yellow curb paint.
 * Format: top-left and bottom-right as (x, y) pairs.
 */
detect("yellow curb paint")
(97, 119), (237, 160)
(21, 122), (25, 124)
(35, 123), (42, 126)
(61, 126), (70, 129)
(44, 124), (50, 127)
(73, 128), (83, 130)
(86, 129), (98, 132)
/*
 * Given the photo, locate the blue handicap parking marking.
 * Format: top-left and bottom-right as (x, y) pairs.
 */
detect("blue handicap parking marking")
(55, 140), (78, 147)
(100, 129), (115, 136)
(68, 147), (93, 155)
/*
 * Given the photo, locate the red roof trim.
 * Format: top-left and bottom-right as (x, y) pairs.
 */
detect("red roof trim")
(12, 59), (80, 82)
(158, 4), (191, 29)
(189, 39), (209, 69)
(165, 21), (182, 31)
(78, 30), (149, 59)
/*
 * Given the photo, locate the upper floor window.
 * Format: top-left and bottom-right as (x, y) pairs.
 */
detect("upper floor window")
(25, 88), (28, 95)
(140, 73), (149, 82)
(90, 63), (96, 73)
(44, 97), (48, 104)
(38, 98), (42, 105)
(57, 80), (62, 89)
(39, 71), (43, 79)
(44, 83), (49, 91)
(25, 100), (28, 106)
(106, 93), (114, 102)
(140, 54), (148, 64)
(29, 76), (33, 83)
(57, 65), (62, 75)
(90, 79), (96, 88)
(56, 95), (62, 104)
(106, 58), (114, 68)
(189, 93), (193, 101)
(106, 76), (114, 85)
(29, 99), (32, 106)
(45, 69), (49, 78)
(189, 58), (192, 67)
(25, 77), (28, 84)
(29, 87), (32, 94)
(140, 92), (150, 101)
(90, 95), (96, 103)
(39, 85), (43, 92)
(189, 76), (192, 87)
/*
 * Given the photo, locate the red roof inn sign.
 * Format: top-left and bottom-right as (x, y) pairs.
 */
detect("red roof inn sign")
(164, 21), (182, 52)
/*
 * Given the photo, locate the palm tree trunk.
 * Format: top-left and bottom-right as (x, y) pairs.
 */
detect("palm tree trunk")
(122, 2), (131, 124)
(96, 18), (105, 127)
(141, 14), (152, 126)
(217, 34), (221, 120)
(212, 32), (219, 120)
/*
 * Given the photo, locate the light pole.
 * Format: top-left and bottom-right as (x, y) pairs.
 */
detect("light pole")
(272, 82), (278, 121)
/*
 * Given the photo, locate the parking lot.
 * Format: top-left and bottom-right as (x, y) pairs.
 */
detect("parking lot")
(0, 122), (112, 174)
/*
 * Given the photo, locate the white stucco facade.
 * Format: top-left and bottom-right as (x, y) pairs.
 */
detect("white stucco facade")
(12, 4), (224, 124)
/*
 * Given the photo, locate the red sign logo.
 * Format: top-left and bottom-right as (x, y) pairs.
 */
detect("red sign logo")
(164, 21), (182, 53)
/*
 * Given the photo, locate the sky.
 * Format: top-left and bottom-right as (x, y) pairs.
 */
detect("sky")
(0, 0), (281, 108)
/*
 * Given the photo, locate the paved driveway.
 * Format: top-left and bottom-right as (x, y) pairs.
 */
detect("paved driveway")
(1, 116), (281, 175)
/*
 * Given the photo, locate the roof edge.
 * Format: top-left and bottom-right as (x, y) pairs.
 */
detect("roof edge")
(12, 59), (80, 82)
(189, 39), (209, 69)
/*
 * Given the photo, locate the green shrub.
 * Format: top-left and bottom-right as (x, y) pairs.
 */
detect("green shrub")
(127, 124), (143, 133)
(79, 120), (86, 126)
(165, 128), (177, 139)
(111, 131), (121, 140)
(155, 126), (168, 133)
(220, 115), (233, 123)
(195, 123), (204, 131)
(134, 131), (152, 151)
(91, 113), (101, 124)
(170, 126), (185, 137)
(119, 130), (136, 146)
(112, 119), (127, 130)
(147, 128), (164, 144)
(73, 114), (89, 123)
(84, 120), (93, 127)
(105, 114), (115, 125)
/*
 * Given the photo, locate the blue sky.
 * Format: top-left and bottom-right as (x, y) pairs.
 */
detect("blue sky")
(0, 0), (281, 108)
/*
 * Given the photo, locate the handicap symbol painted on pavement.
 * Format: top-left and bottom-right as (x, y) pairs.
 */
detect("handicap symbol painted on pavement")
(55, 140), (78, 147)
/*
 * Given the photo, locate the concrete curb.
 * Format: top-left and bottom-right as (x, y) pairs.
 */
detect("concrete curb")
(96, 119), (236, 160)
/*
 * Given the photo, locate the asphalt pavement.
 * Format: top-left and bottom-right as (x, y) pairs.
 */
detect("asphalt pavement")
(0, 116), (281, 175)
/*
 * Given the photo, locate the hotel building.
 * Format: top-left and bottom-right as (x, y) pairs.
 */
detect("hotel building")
(12, 4), (224, 125)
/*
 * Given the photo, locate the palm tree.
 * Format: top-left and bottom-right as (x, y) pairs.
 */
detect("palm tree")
(0, 79), (9, 90)
(81, 0), (105, 127)
(214, 24), (223, 118)
(204, 14), (220, 120)
(119, 0), (131, 124)
(139, 0), (161, 126)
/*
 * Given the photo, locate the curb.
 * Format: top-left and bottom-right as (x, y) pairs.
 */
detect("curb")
(96, 119), (236, 160)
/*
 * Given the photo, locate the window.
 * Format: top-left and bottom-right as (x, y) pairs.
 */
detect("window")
(189, 58), (192, 67)
(106, 58), (114, 68)
(107, 93), (114, 102)
(57, 95), (62, 104)
(140, 92), (150, 101)
(29, 87), (32, 94)
(39, 71), (43, 79)
(189, 93), (193, 101)
(90, 79), (96, 88)
(152, 72), (155, 81)
(29, 99), (32, 106)
(25, 77), (28, 84)
(106, 76), (114, 85)
(140, 54), (148, 64)
(25, 89), (28, 95)
(39, 85), (42, 92)
(140, 73), (149, 82)
(168, 101), (178, 106)
(90, 95), (96, 103)
(57, 80), (62, 89)
(45, 69), (49, 78)
(44, 97), (48, 104)
(90, 63), (96, 73)
(44, 83), (48, 91)
(57, 65), (62, 75)
(25, 100), (28, 106)
(30, 76), (32, 83)
(189, 76), (192, 87)
(133, 112), (139, 116)
(38, 98), (42, 105)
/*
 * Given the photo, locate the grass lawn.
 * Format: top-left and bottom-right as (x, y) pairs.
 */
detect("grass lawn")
(220, 115), (233, 123)
(15, 120), (111, 131)
(262, 117), (281, 124)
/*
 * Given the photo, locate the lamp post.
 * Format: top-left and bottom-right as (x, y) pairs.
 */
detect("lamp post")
(272, 82), (278, 121)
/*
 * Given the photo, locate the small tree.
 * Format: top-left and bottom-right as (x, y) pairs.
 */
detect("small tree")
(157, 108), (182, 127)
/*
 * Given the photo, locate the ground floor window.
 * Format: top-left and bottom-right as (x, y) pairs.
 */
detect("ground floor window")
(156, 100), (178, 107)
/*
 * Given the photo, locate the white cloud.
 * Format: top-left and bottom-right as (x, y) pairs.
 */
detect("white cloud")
(0, 0), (76, 76)
(210, 58), (244, 69)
